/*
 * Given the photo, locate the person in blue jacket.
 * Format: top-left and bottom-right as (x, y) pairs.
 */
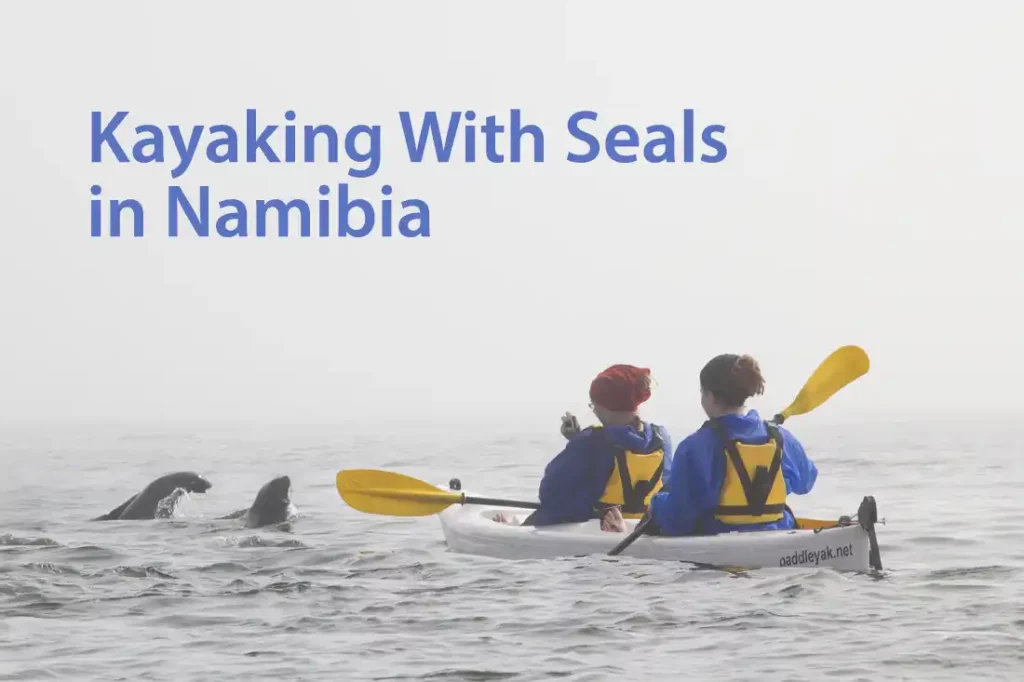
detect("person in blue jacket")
(647, 353), (817, 536)
(502, 364), (673, 532)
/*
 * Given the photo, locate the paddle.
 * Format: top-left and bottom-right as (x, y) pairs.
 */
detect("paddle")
(608, 345), (870, 557)
(335, 468), (541, 517)
(771, 345), (870, 425)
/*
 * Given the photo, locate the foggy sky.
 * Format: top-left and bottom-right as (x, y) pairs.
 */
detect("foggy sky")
(1, 2), (1021, 429)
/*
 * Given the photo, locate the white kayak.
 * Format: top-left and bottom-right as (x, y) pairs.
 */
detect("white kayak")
(437, 483), (883, 572)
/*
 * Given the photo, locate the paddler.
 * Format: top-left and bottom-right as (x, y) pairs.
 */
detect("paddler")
(645, 354), (818, 536)
(497, 364), (673, 532)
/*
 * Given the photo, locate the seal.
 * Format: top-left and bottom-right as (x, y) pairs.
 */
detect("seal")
(220, 475), (295, 528)
(92, 471), (212, 521)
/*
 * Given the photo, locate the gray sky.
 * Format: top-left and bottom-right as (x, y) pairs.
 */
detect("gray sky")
(1, 2), (1021, 428)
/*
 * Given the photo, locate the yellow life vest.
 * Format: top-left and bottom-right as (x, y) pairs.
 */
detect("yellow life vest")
(594, 424), (666, 519)
(709, 419), (787, 526)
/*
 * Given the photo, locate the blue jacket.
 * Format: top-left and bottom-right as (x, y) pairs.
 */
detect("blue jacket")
(649, 409), (816, 536)
(530, 421), (674, 526)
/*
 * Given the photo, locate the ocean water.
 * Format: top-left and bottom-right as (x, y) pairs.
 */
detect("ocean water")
(1, 418), (1023, 681)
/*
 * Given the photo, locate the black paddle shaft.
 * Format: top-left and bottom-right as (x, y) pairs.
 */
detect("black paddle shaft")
(462, 495), (541, 510)
(608, 515), (653, 556)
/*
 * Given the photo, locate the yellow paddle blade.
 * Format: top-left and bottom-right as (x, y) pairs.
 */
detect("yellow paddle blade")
(778, 345), (869, 421)
(335, 469), (462, 516)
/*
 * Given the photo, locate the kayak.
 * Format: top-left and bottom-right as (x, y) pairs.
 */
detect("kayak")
(437, 483), (883, 572)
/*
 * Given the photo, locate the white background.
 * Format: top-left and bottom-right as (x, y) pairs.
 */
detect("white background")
(1, 1), (1021, 429)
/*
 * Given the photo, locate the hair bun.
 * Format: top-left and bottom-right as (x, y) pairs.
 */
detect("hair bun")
(732, 355), (765, 397)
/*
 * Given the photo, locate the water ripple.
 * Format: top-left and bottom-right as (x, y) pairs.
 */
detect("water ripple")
(0, 421), (1022, 681)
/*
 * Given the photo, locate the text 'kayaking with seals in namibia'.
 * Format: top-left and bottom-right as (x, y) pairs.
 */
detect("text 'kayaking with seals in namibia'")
(87, 108), (729, 239)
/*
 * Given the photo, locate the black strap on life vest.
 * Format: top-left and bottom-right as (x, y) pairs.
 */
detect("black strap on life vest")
(596, 425), (665, 515)
(707, 419), (785, 517)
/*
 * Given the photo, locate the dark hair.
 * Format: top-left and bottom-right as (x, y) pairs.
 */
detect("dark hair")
(699, 353), (765, 408)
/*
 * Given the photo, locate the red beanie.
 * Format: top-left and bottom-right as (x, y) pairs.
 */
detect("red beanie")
(589, 364), (652, 412)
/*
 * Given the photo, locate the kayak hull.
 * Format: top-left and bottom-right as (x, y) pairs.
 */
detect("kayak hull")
(437, 495), (880, 572)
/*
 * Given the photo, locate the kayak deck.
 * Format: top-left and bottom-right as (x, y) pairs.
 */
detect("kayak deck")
(437, 482), (882, 572)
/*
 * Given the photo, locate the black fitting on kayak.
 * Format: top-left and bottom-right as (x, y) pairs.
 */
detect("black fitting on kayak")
(857, 496), (883, 572)
(448, 478), (462, 491)
(857, 496), (878, 528)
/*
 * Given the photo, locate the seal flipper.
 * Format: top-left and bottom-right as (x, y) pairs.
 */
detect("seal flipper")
(91, 494), (138, 521)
